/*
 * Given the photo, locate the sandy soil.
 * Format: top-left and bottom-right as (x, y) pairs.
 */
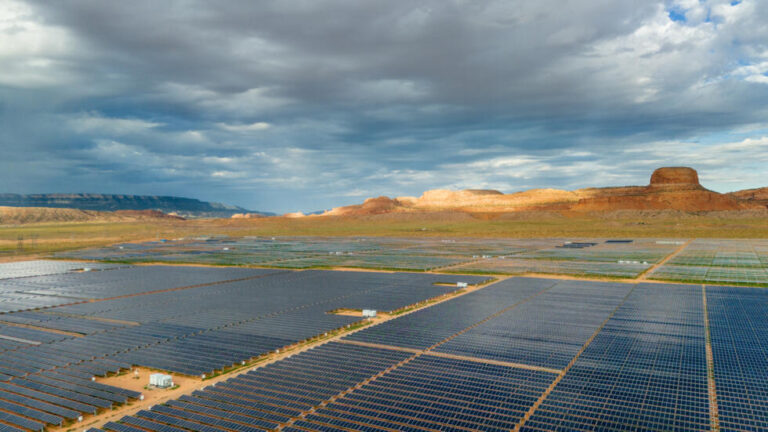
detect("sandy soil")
(331, 309), (392, 318)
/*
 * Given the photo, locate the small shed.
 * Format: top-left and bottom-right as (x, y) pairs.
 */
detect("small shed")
(362, 309), (377, 318)
(150, 373), (173, 388)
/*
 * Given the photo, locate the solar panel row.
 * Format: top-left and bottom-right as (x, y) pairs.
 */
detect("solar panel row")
(707, 285), (768, 431)
(0, 369), (138, 427)
(107, 343), (410, 431)
(651, 239), (768, 286)
(344, 277), (554, 349)
(66, 273), (768, 432)
(46, 271), (484, 376)
(302, 355), (555, 432)
(0, 261), (117, 281)
(4, 266), (279, 301)
(522, 283), (710, 431)
(51, 270), (486, 323)
(433, 280), (632, 369)
(0, 311), (126, 335)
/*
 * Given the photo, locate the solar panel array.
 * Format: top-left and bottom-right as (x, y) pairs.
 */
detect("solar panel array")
(707, 285), (768, 431)
(650, 239), (768, 286)
(451, 239), (679, 279)
(50, 270), (486, 323)
(56, 236), (693, 277)
(0, 312), (125, 336)
(96, 271), (487, 376)
(3, 266), (278, 300)
(343, 277), (555, 350)
(0, 359), (141, 431)
(5, 250), (768, 431)
(0, 261), (117, 281)
(450, 257), (652, 278)
(57, 237), (549, 271)
(306, 356), (553, 432)
(433, 280), (632, 369)
(522, 283), (710, 431)
(0, 262), (491, 428)
(2, 260), (500, 431)
(106, 343), (411, 432)
(71, 273), (768, 432)
(0, 261), (124, 315)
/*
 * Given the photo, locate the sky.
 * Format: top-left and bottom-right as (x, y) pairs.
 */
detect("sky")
(1, 0), (767, 213)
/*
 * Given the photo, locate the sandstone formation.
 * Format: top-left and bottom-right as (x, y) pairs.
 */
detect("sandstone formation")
(321, 167), (762, 216)
(283, 212), (306, 218)
(325, 197), (405, 216)
(727, 187), (768, 209)
(231, 213), (266, 219)
(649, 167), (700, 186)
(571, 167), (747, 212)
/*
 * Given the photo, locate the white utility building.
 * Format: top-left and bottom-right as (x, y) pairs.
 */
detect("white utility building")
(149, 373), (173, 388)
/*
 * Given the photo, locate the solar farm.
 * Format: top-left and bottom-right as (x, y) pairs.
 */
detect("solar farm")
(0, 236), (762, 432)
(58, 237), (768, 286)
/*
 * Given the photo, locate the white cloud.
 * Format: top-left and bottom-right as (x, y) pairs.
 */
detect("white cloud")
(91, 140), (144, 159)
(0, 0), (81, 87)
(211, 170), (244, 179)
(157, 83), (290, 117)
(68, 112), (163, 135)
(217, 122), (271, 132)
(745, 75), (768, 84)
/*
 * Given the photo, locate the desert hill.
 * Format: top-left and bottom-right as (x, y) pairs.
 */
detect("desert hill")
(320, 167), (765, 216)
(727, 187), (768, 208)
(0, 193), (272, 219)
(0, 207), (184, 225)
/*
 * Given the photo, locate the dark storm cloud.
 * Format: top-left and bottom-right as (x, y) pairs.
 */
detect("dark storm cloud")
(1, 0), (767, 212)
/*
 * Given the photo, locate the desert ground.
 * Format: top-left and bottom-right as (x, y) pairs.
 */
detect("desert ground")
(2, 209), (767, 262)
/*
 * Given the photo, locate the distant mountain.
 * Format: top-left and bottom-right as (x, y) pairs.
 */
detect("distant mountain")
(0, 193), (274, 218)
(316, 167), (767, 217)
(0, 207), (184, 225)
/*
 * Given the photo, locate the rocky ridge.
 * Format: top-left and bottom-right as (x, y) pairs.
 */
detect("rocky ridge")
(320, 167), (763, 216)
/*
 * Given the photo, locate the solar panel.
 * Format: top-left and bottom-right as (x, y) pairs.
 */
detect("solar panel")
(0, 398), (61, 425)
(0, 388), (80, 419)
(0, 409), (45, 431)
(11, 378), (112, 409)
(23, 375), (127, 404)
(0, 381), (98, 414)
(103, 421), (147, 432)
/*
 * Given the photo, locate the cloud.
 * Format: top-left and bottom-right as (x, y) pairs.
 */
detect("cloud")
(68, 112), (163, 134)
(0, 0), (766, 212)
(0, 0), (81, 88)
(217, 122), (271, 132)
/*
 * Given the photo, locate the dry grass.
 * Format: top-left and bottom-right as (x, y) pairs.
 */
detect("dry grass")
(1, 210), (767, 260)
